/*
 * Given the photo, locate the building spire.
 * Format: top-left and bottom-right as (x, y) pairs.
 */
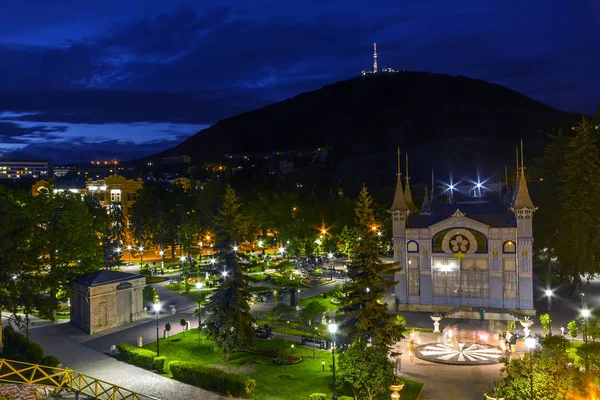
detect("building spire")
(512, 139), (536, 210)
(404, 154), (418, 212)
(421, 185), (432, 214)
(390, 147), (409, 212)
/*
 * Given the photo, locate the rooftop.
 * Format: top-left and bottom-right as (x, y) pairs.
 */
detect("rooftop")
(74, 270), (144, 287)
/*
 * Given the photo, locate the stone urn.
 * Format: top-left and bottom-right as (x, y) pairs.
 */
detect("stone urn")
(520, 319), (534, 338)
(389, 382), (405, 399)
(431, 315), (442, 333)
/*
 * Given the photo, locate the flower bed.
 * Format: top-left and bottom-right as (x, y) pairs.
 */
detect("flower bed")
(239, 344), (279, 358)
(272, 355), (303, 365)
(300, 277), (330, 287)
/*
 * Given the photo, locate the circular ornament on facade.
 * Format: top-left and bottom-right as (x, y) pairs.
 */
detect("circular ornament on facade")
(441, 229), (478, 254)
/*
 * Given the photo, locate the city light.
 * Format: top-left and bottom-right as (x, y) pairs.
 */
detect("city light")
(582, 309), (591, 318)
(180, 256), (186, 262)
(138, 246), (144, 252)
(279, 247), (285, 253)
(233, 245), (239, 252)
(159, 250), (164, 256)
(328, 323), (338, 334)
(152, 303), (161, 313)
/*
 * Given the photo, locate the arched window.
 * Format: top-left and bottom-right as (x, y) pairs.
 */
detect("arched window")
(503, 241), (516, 254)
(407, 241), (419, 253)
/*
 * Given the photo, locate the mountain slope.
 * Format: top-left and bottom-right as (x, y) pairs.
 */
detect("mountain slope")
(156, 71), (583, 179)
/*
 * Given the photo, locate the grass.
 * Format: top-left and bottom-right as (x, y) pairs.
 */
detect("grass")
(144, 330), (422, 400)
(298, 290), (340, 312)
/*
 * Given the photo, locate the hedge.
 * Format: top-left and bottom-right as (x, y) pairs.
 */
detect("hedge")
(338, 397), (354, 400)
(116, 342), (158, 370)
(308, 394), (326, 400)
(169, 361), (256, 398)
(40, 355), (60, 367)
(153, 356), (166, 373)
(2, 325), (45, 363)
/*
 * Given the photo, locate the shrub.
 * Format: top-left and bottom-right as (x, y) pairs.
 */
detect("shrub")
(308, 394), (327, 400)
(130, 348), (158, 369)
(117, 342), (136, 359)
(2, 326), (45, 363)
(169, 361), (256, 398)
(146, 276), (168, 284)
(321, 293), (328, 299)
(153, 356), (166, 373)
(40, 355), (60, 367)
(338, 397), (354, 400)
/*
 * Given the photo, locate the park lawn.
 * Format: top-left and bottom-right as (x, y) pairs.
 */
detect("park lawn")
(145, 330), (422, 400)
(298, 290), (340, 312)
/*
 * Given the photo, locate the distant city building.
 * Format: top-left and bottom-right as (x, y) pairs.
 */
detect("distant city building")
(32, 174), (143, 217)
(161, 155), (191, 164)
(391, 148), (536, 312)
(0, 159), (53, 180)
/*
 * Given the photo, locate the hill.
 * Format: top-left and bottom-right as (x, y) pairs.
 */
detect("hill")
(154, 71), (584, 183)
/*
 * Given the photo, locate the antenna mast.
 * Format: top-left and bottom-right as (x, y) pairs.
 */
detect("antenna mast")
(373, 42), (378, 73)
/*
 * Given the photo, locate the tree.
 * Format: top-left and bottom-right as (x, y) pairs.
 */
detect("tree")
(556, 119), (600, 292)
(339, 225), (359, 260)
(338, 342), (395, 400)
(568, 320), (579, 340)
(539, 313), (551, 335)
(30, 186), (102, 317)
(300, 300), (327, 326)
(165, 323), (172, 342)
(204, 254), (255, 361)
(496, 341), (587, 399)
(180, 318), (187, 336)
(215, 185), (245, 246)
(338, 186), (404, 348)
(101, 202), (126, 269)
(276, 261), (295, 280)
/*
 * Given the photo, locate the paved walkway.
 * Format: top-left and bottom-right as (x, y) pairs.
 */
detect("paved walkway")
(28, 323), (226, 400)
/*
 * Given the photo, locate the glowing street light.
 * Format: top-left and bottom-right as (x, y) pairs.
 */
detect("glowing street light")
(210, 258), (216, 266)
(328, 323), (338, 400)
(545, 289), (553, 335)
(279, 247), (285, 254)
(233, 245), (239, 252)
(153, 303), (161, 356)
(525, 336), (536, 400)
(195, 282), (203, 329)
(138, 246), (144, 266)
(222, 271), (228, 281)
(257, 240), (264, 247)
(376, 231), (382, 237)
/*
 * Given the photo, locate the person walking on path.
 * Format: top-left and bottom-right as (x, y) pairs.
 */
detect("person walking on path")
(408, 340), (416, 364)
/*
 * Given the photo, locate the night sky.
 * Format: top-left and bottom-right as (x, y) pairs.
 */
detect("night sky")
(1, 0), (599, 164)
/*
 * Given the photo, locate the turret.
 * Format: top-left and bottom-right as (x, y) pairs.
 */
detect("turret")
(512, 140), (536, 238)
(404, 154), (418, 213)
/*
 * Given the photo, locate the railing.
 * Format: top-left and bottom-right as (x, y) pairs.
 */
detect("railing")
(0, 359), (159, 400)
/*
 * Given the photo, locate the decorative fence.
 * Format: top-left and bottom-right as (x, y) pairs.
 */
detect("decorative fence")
(0, 359), (159, 400)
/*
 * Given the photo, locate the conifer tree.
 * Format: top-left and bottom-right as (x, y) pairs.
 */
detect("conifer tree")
(338, 186), (404, 348)
(204, 186), (254, 360)
(557, 118), (600, 291)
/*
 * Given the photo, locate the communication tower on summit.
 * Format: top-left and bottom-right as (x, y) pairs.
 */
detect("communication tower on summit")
(373, 42), (378, 73)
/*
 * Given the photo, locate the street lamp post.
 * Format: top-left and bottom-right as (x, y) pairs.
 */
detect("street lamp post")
(159, 250), (165, 271)
(583, 309), (590, 372)
(328, 323), (338, 400)
(138, 246), (144, 267)
(284, 320), (289, 344)
(222, 270), (228, 282)
(153, 303), (161, 356)
(195, 282), (203, 330)
(344, 265), (347, 284)
(115, 247), (122, 265)
(545, 289), (553, 335)
(127, 245), (132, 263)
(525, 336), (536, 400)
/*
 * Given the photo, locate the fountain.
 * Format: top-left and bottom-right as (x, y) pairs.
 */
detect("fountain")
(413, 326), (505, 366)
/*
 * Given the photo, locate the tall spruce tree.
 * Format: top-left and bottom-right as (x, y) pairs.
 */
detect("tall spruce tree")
(338, 186), (404, 348)
(204, 186), (254, 360)
(557, 118), (600, 292)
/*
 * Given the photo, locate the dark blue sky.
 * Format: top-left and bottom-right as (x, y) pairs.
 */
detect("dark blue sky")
(1, 0), (599, 164)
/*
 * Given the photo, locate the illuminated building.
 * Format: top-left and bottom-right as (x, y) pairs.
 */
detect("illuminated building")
(391, 146), (535, 311)
(0, 159), (53, 180)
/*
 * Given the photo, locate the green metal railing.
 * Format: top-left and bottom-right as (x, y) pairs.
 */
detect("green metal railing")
(0, 358), (159, 400)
